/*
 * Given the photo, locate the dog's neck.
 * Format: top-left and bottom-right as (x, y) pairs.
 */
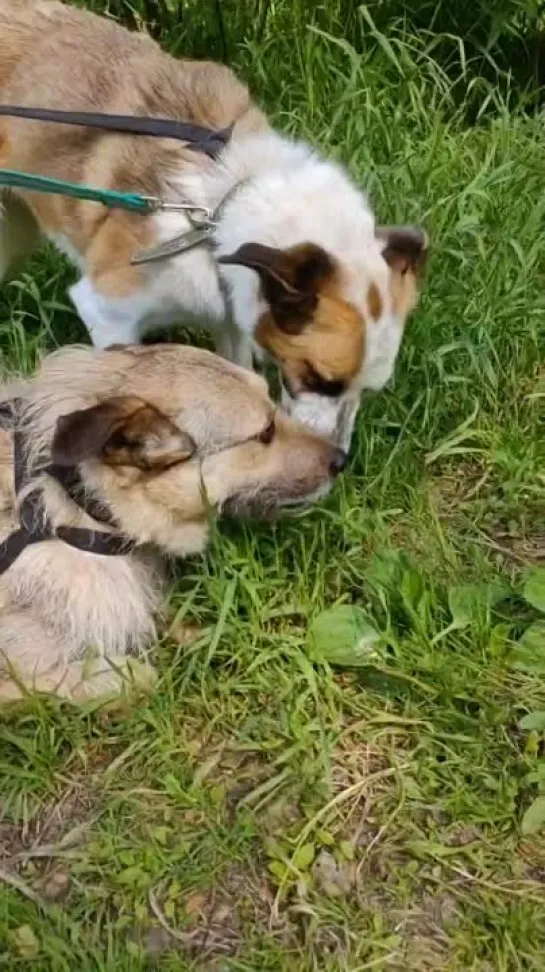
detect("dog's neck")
(199, 129), (374, 250)
(163, 130), (310, 213)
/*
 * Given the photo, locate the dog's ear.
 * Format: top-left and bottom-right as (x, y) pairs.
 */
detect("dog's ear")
(52, 396), (195, 470)
(376, 226), (429, 276)
(219, 242), (333, 334)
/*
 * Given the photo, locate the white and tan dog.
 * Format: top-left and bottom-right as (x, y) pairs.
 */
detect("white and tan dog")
(0, 1), (428, 449)
(0, 343), (345, 701)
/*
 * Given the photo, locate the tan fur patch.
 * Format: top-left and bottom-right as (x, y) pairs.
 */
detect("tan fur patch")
(256, 278), (365, 393)
(85, 214), (154, 298)
(389, 269), (419, 320)
(52, 395), (195, 471)
(367, 282), (383, 320)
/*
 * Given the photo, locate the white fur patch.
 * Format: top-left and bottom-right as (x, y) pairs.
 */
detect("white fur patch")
(69, 277), (151, 347)
(6, 540), (159, 659)
(281, 388), (340, 442)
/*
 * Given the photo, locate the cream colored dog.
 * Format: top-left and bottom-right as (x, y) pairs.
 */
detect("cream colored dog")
(0, 343), (345, 701)
(0, 1), (428, 450)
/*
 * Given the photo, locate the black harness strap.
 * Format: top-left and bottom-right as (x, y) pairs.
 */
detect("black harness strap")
(0, 525), (48, 574)
(45, 463), (114, 526)
(0, 401), (133, 574)
(0, 406), (51, 572)
(56, 525), (130, 556)
(0, 402), (13, 424)
(0, 106), (232, 160)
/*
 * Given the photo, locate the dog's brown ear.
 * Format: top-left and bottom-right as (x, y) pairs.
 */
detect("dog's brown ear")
(219, 242), (333, 334)
(376, 226), (429, 275)
(52, 396), (195, 470)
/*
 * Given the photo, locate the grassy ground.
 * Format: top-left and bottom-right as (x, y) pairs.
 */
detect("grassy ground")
(1, 3), (545, 969)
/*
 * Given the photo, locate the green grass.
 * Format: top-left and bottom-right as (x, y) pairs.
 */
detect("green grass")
(1, 3), (545, 969)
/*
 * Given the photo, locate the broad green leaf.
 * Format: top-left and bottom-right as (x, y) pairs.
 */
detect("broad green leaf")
(316, 829), (336, 846)
(524, 568), (545, 614)
(521, 796), (545, 835)
(510, 623), (545, 674)
(407, 840), (460, 859)
(525, 765), (545, 785)
(519, 623), (545, 650)
(365, 550), (407, 592)
(163, 773), (183, 796)
(264, 839), (286, 861)
(116, 866), (148, 886)
(292, 842), (315, 871)
(151, 826), (169, 845)
(448, 582), (507, 628)
(519, 711), (545, 732)
(268, 859), (288, 882)
(401, 568), (424, 610)
(309, 605), (382, 667)
(339, 840), (356, 861)
(12, 926), (40, 959)
(404, 776), (422, 799)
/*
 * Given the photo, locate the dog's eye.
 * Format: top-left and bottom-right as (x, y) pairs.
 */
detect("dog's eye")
(258, 420), (276, 444)
(303, 363), (346, 398)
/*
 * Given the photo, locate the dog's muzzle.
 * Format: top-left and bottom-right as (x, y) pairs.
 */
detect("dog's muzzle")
(280, 385), (359, 451)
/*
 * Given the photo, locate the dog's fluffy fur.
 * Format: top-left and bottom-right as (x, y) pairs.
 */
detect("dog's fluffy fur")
(0, 343), (343, 701)
(0, 1), (427, 448)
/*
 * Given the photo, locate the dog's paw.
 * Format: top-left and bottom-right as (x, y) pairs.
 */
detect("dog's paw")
(73, 655), (158, 707)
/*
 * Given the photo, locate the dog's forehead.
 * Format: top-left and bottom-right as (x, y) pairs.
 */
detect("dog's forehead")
(120, 346), (271, 442)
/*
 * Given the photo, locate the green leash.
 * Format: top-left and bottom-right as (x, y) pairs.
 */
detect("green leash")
(0, 167), (219, 263)
(0, 167), (155, 213)
(0, 166), (217, 264)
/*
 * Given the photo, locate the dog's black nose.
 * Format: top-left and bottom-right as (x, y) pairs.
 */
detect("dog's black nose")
(329, 448), (348, 477)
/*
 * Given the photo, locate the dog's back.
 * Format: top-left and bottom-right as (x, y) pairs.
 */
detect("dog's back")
(0, 1), (44, 89)
(0, 1), (267, 136)
(0, 2), (70, 89)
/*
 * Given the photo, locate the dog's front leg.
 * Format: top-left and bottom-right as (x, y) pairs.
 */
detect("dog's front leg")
(68, 212), (159, 347)
(0, 611), (157, 702)
(69, 277), (148, 348)
(216, 320), (254, 370)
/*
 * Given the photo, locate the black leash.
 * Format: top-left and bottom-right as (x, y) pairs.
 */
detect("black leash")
(0, 106), (232, 160)
(0, 401), (132, 575)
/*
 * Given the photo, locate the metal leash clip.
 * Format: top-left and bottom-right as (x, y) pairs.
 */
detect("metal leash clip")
(131, 200), (216, 265)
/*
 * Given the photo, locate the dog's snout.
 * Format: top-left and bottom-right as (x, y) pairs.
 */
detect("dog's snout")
(329, 448), (348, 477)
